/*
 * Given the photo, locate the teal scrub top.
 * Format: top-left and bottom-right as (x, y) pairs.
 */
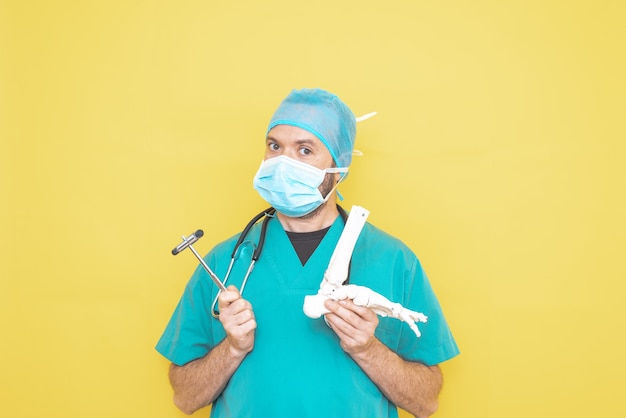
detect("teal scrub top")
(156, 213), (459, 418)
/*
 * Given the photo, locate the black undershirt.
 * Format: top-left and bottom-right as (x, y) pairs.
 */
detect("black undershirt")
(286, 226), (331, 265)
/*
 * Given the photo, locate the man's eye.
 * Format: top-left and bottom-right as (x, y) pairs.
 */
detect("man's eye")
(299, 148), (312, 155)
(268, 143), (280, 151)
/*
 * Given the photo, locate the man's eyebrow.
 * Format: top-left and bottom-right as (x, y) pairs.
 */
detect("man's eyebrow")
(294, 138), (317, 145)
(266, 136), (317, 145)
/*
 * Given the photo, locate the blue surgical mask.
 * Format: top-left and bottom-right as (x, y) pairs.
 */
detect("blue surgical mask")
(253, 155), (348, 217)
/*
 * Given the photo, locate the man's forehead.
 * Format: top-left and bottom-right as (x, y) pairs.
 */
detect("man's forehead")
(266, 125), (324, 145)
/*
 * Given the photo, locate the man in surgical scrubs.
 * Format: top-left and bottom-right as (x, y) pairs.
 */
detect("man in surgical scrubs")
(156, 88), (459, 418)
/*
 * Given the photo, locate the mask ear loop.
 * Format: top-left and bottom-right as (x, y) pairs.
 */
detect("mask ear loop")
(323, 168), (349, 202)
(356, 111), (377, 122)
(351, 111), (376, 159)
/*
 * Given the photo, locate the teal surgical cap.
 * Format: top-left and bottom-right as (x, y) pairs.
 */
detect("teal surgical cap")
(267, 88), (356, 168)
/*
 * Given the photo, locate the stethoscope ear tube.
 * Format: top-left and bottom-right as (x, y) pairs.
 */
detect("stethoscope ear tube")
(211, 207), (275, 318)
(230, 208), (275, 259)
(253, 208), (275, 261)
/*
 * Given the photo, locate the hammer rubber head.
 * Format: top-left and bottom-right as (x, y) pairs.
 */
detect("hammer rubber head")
(171, 229), (204, 255)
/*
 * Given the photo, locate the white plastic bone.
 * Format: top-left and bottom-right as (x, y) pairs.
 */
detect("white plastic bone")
(303, 205), (428, 337)
(325, 205), (370, 285)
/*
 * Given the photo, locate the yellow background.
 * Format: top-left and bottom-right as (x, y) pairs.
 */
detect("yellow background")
(1, 1), (624, 417)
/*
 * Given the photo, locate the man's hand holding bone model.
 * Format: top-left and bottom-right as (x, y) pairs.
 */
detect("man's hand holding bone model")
(324, 298), (379, 355)
(323, 297), (442, 418)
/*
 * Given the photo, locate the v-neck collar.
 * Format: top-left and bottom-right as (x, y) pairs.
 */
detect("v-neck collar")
(264, 215), (345, 290)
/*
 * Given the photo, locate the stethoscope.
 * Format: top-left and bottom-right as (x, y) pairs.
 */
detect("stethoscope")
(210, 205), (350, 318)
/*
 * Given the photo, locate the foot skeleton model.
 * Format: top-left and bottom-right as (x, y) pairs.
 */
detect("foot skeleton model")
(303, 206), (428, 337)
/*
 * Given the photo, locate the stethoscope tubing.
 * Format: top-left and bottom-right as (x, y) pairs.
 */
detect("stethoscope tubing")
(211, 207), (275, 318)
(210, 206), (349, 318)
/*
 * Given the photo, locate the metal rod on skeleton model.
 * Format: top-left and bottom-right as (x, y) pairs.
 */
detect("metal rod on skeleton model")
(171, 230), (227, 292)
